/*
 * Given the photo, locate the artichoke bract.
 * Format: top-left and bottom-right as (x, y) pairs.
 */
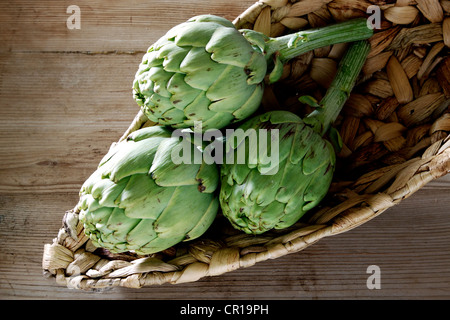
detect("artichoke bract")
(133, 15), (373, 131)
(77, 126), (219, 255)
(219, 41), (371, 234)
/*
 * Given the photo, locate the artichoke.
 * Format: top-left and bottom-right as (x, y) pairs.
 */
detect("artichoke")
(220, 111), (336, 234)
(219, 41), (371, 234)
(77, 126), (219, 255)
(133, 15), (373, 131)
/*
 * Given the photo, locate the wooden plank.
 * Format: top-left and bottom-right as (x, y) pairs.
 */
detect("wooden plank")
(425, 173), (450, 188)
(0, 188), (449, 299)
(0, 51), (140, 192)
(0, 0), (252, 52)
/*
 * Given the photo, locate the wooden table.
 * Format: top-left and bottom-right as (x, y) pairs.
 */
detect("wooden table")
(1, 0), (449, 300)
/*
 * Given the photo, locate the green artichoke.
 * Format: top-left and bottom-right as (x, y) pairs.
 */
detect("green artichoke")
(133, 15), (373, 131)
(77, 126), (219, 255)
(220, 111), (336, 234)
(219, 41), (371, 234)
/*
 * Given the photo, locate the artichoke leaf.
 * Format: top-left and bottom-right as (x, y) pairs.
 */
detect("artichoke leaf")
(275, 158), (310, 203)
(179, 46), (222, 74)
(189, 14), (235, 28)
(289, 123), (310, 165)
(90, 207), (114, 235)
(104, 137), (165, 182)
(174, 22), (224, 47)
(154, 185), (214, 238)
(139, 50), (163, 69)
(167, 73), (202, 110)
(209, 88), (256, 119)
(147, 66), (173, 90)
(231, 84), (264, 120)
(158, 43), (190, 73)
(150, 138), (201, 187)
(185, 197), (219, 240)
(196, 162), (219, 193)
(105, 207), (140, 239)
(149, 94), (176, 118)
(137, 235), (185, 255)
(261, 110), (302, 124)
(228, 163), (252, 186)
(126, 219), (158, 248)
(183, 56), (227, 91)
(256, 200), (286, 232)
(302, 162), (334, 210)
(197, 112), (235, 132)
(206, 26), (254, 68)
(160, 107), (187, 125)
(91, 177), (124, 207)
(127, 126), (172, 142)
(206, 65), (251, 105)
(275, 206), (304, 230)
(248, 165), (285, 206)
(302, 137), (334, 176)
(118, 174), (175, 220)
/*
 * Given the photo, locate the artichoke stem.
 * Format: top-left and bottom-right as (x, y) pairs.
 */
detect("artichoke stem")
(304, 40), (372, 136)
(265, 18), (373, 64)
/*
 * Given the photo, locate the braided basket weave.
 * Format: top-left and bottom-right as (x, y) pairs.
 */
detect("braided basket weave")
(42, 0), (450, 290)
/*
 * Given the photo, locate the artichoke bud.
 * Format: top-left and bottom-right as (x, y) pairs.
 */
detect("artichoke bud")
(78, 126), (220, 255)
(220, 111), (336, 235)
(133, 14), (266, 132)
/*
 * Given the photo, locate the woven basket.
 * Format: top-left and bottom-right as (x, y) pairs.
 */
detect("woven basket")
(42, 0), (450, 290)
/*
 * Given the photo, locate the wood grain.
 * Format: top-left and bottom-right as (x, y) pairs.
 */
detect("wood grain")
(0, 0), (251, 52)
(0, 52), (139, 193)
(0, 0), (449, 299)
